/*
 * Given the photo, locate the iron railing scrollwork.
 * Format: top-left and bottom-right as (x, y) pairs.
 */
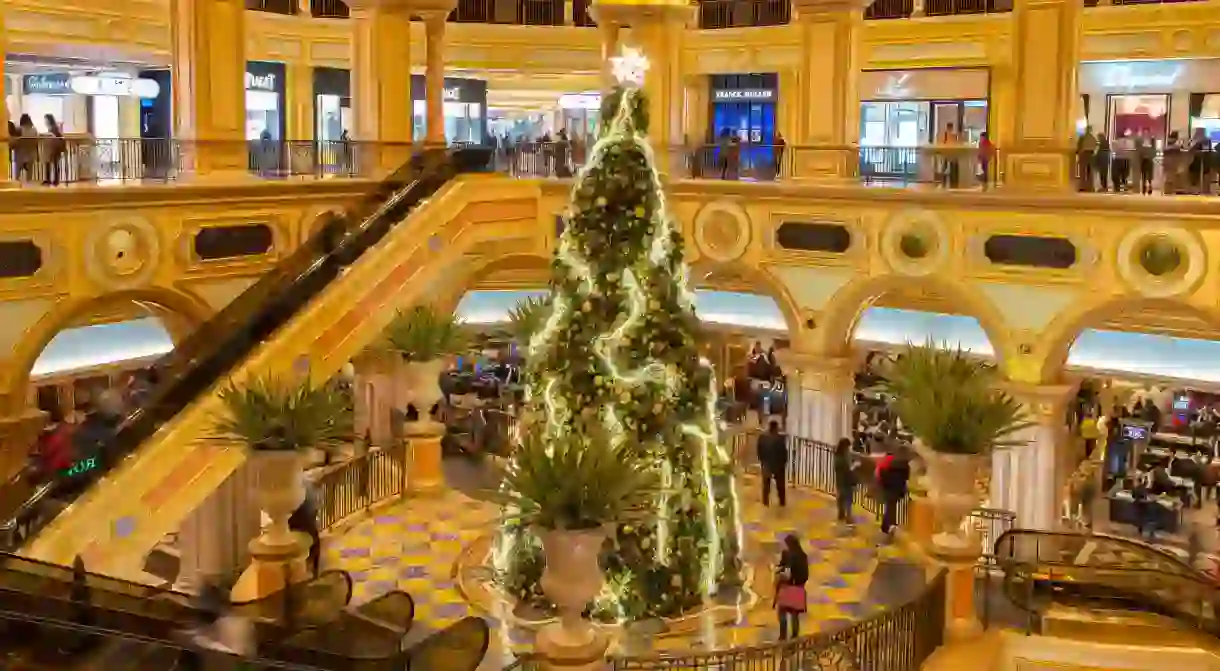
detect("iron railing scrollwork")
(314, 443), (411, 532)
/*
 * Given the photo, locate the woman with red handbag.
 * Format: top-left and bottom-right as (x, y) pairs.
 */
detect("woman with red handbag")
(775, 534), (809, 639)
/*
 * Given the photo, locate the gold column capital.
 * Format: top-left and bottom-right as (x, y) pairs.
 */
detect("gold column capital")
(998, 382), (1075, 425)
(417, 8), (451, 28)
(776, 350), (855, 392)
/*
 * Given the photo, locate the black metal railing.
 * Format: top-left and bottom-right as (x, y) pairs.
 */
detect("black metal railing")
(698, 0), (790, 28)
(993, 528), (1220, 635)
(314, 444), (410, 531)
(247, 0), (298, 13)
(609, 568), (946, 670)
(0, 147), (493, 554)
(450, 0), (570, 25)
(311, 0), (349, 17)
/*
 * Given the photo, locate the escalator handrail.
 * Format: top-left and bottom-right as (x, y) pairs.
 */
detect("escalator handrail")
(0, 147), (487, 550)
(1003, 558), (1219, 632)
(993, 528), (1207, 579)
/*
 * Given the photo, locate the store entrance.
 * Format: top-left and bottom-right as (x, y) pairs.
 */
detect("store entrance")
(859, 99), (987, 179)
(1107, 93), (1169, 144)
(711, 101), (776, 177)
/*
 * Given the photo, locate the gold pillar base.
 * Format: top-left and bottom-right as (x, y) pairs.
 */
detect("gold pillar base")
(405, 421), (445, 494)
(536, 626), (611, 671)
(791, 147), (857, 182)
(0, 410), (46, 483)
(905, 492), (935, 549)
(231, 531), (312, 603)
(1003, 151), (1073, 191)
(935, 544), (983, 641)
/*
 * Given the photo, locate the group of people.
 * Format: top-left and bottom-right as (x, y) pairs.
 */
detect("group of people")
(8, 113), (68, 186)
(1075, 126), (1218, 195)
(494, 130), (587, 179)
(756, 420), (912, 640)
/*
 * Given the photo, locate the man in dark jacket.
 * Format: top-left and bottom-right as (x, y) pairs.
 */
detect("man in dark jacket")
(833, 438), (857, 524)
(877, 447), (911, 536)
(757, 420), (788, 507)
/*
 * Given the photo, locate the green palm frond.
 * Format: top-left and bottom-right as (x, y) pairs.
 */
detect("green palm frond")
(498, 429), (660, 531)
(880, 341), (1032, 455)
(507, 296), (552, 344)
(383, 305), (471, 362)
(213, 376), (353, 452)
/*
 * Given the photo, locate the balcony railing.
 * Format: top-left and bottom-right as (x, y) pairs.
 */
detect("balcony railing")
(7, 138), (1204, 198)
(311, 0), (349, 18)
(865, 0), (1013, 18)
(245, 0), (297, 14)
(450, 0), (570, 25)
(698, 0), (790, 28)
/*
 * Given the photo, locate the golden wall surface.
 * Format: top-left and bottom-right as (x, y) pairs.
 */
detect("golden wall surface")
(0, 180), (372, 416)
(12, 2), (1220, 74)
(6, 175), (1220, 419)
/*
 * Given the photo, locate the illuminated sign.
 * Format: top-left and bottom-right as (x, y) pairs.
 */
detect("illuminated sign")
(712, 89), (776, 102)
(23, 74), (72, 95)
(245, 72), (278, 92)
(59, 456), (99, 478)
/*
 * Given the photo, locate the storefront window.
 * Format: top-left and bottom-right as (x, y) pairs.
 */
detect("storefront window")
(1189, 94), (1220, 142)
(246, 89), (281, 141)
(22, 95), (65, 133)
(315, 94), (350, 142)
(90, 95), (121, 139)
(1107, 94), (1168, 143)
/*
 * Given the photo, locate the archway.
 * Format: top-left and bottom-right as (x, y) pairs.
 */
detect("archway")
(816, 274), (1014, 368)
(6, 288), (212, 415)
(1039, 296), (1220, 384)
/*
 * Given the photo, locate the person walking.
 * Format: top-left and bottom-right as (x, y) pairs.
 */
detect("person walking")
(757, 420), (788, 507)
(833, 438), (857, 525)
(876, 446), (911, 537)
(774, 534), (809, 640)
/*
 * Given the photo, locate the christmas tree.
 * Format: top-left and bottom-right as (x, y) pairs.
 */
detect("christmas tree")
(494, 49), (743, 620)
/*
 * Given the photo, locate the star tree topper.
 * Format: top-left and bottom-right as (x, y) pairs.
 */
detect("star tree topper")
(610, 47), (650, 88)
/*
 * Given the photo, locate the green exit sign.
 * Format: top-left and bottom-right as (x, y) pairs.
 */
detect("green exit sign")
(59, 457), (98, 478)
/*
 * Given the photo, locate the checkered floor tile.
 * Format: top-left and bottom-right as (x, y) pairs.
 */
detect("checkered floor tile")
(323, 472), (919, 665)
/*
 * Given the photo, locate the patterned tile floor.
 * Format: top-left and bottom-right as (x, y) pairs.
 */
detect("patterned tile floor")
(323, 464), (920, 665)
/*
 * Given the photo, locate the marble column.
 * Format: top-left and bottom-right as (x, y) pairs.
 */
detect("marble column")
(175, 460), (261, 592)
(350, 5), (414, 173)
(422, 11), (448, 147)
(780, 353), (854, 446)
(171, 0), (249, 176)
(1002, 0), (1081, 189)
(792, 0), (861, 179)
(990, 384), (1074, 530)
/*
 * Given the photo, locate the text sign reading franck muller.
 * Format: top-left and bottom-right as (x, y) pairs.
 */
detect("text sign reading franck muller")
(713, 89), (775, 102)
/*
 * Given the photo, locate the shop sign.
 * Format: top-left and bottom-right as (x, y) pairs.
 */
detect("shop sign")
(245, 72), (279, 92)
(860, 68), (990, 102)
(443, 87), (462, 101)
(70, 75), (160, 99)
(1080, 61), (1182, 92)
(559, 93), (601, 110)
(712, 89), (776, 102)
(23, 73), (72, 95)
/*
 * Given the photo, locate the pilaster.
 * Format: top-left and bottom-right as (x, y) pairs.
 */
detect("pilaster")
(286, 62), (314, 142)
(351, 5), (414, 174)
(1003, 0), (1081, 190)
(175, 461), (261, 592)
(598, 21), (621, 94)
(592, 1), (689, 169)
(0, 5), (11, 188)
(990, 383), (1074, 530)
(682, 75), (708, 144)
(171, 0), (249, 176)
(0, 410), (46, 484)
(793, 0), (861, 180)
(778, 351), (854, 446)
(421, 11), (448, 147)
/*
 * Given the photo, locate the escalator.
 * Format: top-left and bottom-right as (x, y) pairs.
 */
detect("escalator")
(994, 529), (1220, 636)
(0, 549), (489, 670)
(0, 147), (496, 575)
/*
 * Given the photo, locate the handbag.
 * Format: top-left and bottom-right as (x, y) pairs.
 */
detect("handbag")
(776, 583), (807, 612)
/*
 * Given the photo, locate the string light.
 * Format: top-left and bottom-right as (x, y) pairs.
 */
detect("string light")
(494, 61), (742, 612)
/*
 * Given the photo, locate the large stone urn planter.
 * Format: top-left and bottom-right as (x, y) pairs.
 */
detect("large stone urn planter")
(250, 450), (307, 551)
(914, 443), (986, 554)
(535, 527), (610, 665)
(402, 358), (448, 418)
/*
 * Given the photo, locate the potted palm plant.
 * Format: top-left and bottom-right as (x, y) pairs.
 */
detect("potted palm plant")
(382, 305), (470, 421)
(213, 376), (352, 551)
(500, 428), (659, 652)
(881, 342), (1030, 552)
(507, 295), (551, 346)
